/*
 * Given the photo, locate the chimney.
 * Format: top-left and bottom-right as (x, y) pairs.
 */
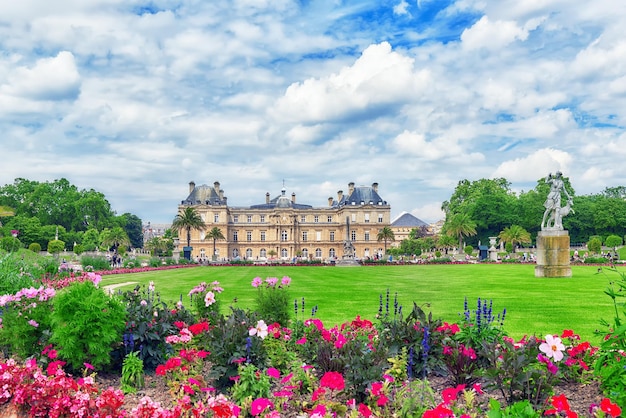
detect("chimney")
(223, 196), (227, 205)
(266, 192), (270, 204)
(219, 189), (224, 200)
(328, 197), (333, 206)
(372, 182), (378, 193)
(189, 181), (195, 194)
(291, 192), (296, 203)
(337, 190), (343, 201)
(213, 181), (220, 195)
(348, 182), (355, 196)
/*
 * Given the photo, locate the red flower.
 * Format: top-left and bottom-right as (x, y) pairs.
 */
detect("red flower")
(423, 403), (454, 418)
(358, 403), (372, 417)
(320, 371), (345, 391)
(155, 365), (167, 376)
(189, 321), (209, 335)
(377, 394), (389, 407)
(601, 398), (622, 417)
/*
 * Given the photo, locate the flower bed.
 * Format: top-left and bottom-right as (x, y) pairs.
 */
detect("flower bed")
(0, 270), (625, 417)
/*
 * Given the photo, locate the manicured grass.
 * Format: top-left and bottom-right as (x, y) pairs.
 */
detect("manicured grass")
(100, 264), (623, 344)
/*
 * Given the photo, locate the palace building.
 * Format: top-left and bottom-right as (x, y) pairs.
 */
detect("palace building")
(177, 181), (391, 262)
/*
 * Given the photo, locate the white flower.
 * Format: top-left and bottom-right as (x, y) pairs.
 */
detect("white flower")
(204, 291), (216, 306)
(249, 320), (268, 339)
(539, 334), (565, 362)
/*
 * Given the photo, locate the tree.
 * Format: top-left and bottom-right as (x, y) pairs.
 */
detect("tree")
(101, 227), (131, 253)
(117, 213), (143, 249)
(377, 227), (395, 255)
(498, 225), (532, 253)
(47, 239), (65, 256)
(443, 213), (477, 252)
(588, 237), (602, 254)
(172, 207), (206, 259)
(206, 227), (225, 260)
(605, 235), (623, 254)
(144, 236), (171, 257)
(436, 234), (457, 255)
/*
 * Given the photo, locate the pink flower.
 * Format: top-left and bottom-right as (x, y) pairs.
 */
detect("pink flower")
(320, 371), (345, 391)
(204, 291), (216, 306)
(250, 398), (274, 416)
(281, 276), (291, 286)
(28, 319), (39, 327)
(539, 334), (566, 362)
(358, 403), (372, 417)
(265, 277), (278, 287)
(251, 277), (263, 288)
(267, 367), (281, 379)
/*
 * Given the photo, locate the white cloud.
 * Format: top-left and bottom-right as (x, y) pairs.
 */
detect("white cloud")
(461, 16), (530, 50)
(492, 148), (573, 182)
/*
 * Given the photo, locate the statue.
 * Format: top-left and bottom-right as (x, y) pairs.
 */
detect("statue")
(541, 171), (573, 230)
(342, 216), (355, 259)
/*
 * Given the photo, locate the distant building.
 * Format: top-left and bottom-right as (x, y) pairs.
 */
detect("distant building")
(390, 212), (431, 247)
(176, 181), (392, 261)
(143, 222), (171, 242)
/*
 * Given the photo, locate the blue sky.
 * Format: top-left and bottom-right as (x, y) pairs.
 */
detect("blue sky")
(2, 0), (625, 225)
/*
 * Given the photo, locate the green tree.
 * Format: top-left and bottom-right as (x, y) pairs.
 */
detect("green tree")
(206, 226), (225, 260)
(81, 228), (101, 251)
(437, 234), (457, 255)
(72, 189), (115, 231)
(588, 237), (602, 254)
(605, 235), (623, 254)
(377, 226), (395, 255)
(498, 225), (532, 253)
(47, 239), (65, 255)
(101, 227), (131, 253)
(443, 213), (477, 253)
(117, 213), (143, 249)
(145, 236), (171, 257)
(172, 207), (206, 259)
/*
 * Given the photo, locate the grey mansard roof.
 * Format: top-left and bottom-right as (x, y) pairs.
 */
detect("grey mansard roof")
(391, 212), (429, 227)
(250, 188), (313, 210)
(182, 184), (227, 205)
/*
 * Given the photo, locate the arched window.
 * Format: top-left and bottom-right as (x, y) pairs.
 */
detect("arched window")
(329, 248), (336, 258)
(232, 248), (239, 258)
(260, 248), (267, 258)
(246, 248), (253, 259)
(315, 248), (322, 258)
(302, 248), (309, 259)
(281, 248), (288, 258)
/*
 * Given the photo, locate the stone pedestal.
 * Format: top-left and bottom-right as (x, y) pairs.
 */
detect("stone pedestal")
(535, 230), (571, 278)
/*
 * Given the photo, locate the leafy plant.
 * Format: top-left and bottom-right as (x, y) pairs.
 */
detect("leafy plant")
(188, 281), (223, 321)
(80, 255), (111, 271)
(456, 296), (507, 358)
(50, 280), (127, 371)
(252, 276), (292, 326)
(229, 363), (271, 406)
(120, 351), (144, 394)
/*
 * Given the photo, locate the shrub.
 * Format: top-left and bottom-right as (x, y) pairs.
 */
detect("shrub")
(49, 279), (127, 371)
(117, 282), (195, 371)
(252, 276), (292, 326)
(464, 245), (474, 256)
(0, 236), (22, 252)
(80, 255), (111, 271)
(47, 239), (65, 255)
(188, 281), (223, 321)
(0, 286), (56, 359)
(28, 243), (41, 253)
(0, 252), (36, 295)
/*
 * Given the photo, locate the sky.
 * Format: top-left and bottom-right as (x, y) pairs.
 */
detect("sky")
(2, 0), (626, 226)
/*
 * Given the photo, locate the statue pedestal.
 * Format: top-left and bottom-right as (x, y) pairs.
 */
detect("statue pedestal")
(535, 230), (571, 278)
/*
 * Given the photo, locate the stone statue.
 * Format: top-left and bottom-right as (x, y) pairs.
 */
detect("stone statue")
(541, 171), (573, 230)
(343, 216), (355, 259)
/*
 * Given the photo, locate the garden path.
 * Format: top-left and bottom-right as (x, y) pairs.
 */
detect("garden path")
(103, 282), (137, 295)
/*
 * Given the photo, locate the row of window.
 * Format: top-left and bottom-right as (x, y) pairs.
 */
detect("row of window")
(226, 230), (374, 242)
(199, 247), (381, 259)
(217, 213), (386, 224)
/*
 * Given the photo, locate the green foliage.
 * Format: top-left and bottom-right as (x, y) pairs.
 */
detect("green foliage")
(487, 399), (541, 418)
(605, 234), (623, 250)
(47, 239), (65, 254)
(188, 281), (222, 322)
(254, 277), (292, 326)
(229, 363), (271, 406)
(481, 337), (557, 407)
(28, 242), (41, 252)
(80, 255), (111, 271)
(118, 283), (195, 371)
(464, 245), (473, 256)
(0, 236), (22, 252)
(456, 297), (507, 353)
(588, 237), (602, 254)
(50, 280), (127, 371)
(0, 251), (37, 294)
(121, 351), (145, 394)
(505, 242), (513, 253)
(73, 243), (84, 255)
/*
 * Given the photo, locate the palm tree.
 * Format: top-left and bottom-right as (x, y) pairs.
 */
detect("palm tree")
(172, 207), (206, 259)
(443, 213), (477, 253)
(101, 227), (131, 252)
(377, 226), (395, 255)
(0, 205), (15, 227)
(437, 234), (457, 255)
(206, 227), (225, 260)
(498, 225), (531, 253)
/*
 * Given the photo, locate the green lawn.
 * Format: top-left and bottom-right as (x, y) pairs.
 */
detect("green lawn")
(100, 264), (623, 344)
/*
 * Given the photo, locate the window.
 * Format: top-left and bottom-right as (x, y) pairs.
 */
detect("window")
(302, 248), (308, 258)
(281, 230), (288, 241)
(200, 248), (206, 257)
(260, 248), (267, 258)
(200, 230), (206, 241)
(281, 248), (288, 258)
(316, 231), (321, 241)
(260, 215), (266, 223)
(315, 248), (322, 258)
(329, 248), (336, 258)
(233, 231), (238, 242)
(247, 215), (252, 223)
(329, 231), (335, 242)
(364, 213), (370, 223)
(351, 230), (356, 241)
(246, 248), (253, 258)
(327, 215), (332, 223)
(301, 215), (306, 223)
(314, 215), (319, 223)
(233, 215), (239, 223)
(364, 231), (370, 241)
(214, 214), (219, 222)
(351, 213), (356, 222)
(302, 231), (308, 242)
(232, 248), (239, 258)
(246, 231), (252, 242)
(378, 213), (383, 223)
(364, 248), (370, 257)
(260, 231), (266, 242)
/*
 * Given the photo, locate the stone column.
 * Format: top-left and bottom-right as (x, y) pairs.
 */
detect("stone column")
(535, 230), (571, 277)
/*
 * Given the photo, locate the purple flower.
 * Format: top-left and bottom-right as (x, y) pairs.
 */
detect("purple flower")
(281, 276), (291, 286)
(265, 277), (278, 287)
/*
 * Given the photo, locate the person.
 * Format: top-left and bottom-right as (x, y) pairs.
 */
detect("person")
(541, 171), (572, 229)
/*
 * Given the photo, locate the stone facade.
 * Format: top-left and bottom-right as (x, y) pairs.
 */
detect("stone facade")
(177, 181), (391, 262)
